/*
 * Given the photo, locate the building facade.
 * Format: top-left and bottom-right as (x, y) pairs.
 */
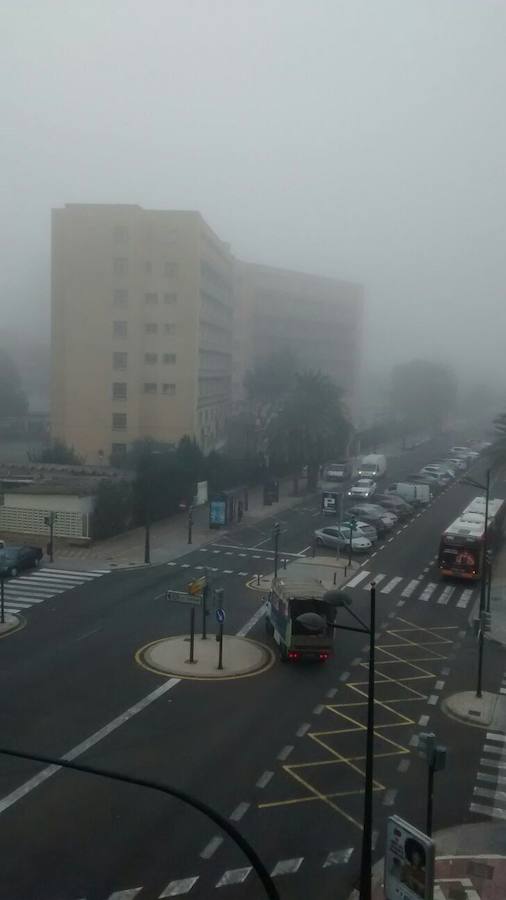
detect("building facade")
(233, 261), (364, 409)
(51, 204), (233, 463)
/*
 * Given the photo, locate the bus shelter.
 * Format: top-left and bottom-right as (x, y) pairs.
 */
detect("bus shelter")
(209, 486), (249, 528)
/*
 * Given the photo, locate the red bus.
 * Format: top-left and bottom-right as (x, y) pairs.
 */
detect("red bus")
(438, 497), (505, 581)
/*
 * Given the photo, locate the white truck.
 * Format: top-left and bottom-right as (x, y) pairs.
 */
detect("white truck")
(358, 454), (387, 478)
(385, 482), (431, 506)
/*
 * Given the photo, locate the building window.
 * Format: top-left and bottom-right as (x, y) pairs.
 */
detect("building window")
(163, 353), (177, 364)
(164, 262), (178, 278)
(113, 289), (128, 307)
(143, 382), (157, 394)
(113, 352), (128, 370)
(112, 382), (127, 400)
(145, 261), (152, 274)
(112, 413), (127, 430)
(164, 323), (176, 335)
(114, 226), (129, 243)
(164, 292), (178, 304)
(113, 320), (128, 337)
(162, 383), (176, 396)
(145, 292), (158, 305)
(145, 322), (158, 334)
(111, 442), (127, 458)
(114, 258), (128, 275)
(144, 352), (158, 364)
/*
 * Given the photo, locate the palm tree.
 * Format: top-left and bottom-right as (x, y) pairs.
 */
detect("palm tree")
(268, 371), (350, 491)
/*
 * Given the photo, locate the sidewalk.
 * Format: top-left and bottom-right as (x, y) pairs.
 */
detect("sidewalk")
(368, 821), (506, 899)
(48, 476), (316, 571)
(490, 544), (506, 646)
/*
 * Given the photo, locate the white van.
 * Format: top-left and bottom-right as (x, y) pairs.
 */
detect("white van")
(385, 482), (431, 506)
(358, 454), (387, 479)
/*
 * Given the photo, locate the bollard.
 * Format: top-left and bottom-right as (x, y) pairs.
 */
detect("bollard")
(257, 573), (261, 585)
(333, 572), (337, 585)
(283, 558), (287, 570)
(217, 622), (224, 670)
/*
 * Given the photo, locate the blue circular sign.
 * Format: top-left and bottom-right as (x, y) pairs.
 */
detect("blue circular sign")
(215, 608), (225, 624)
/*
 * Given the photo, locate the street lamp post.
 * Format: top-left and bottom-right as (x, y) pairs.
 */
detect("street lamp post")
(273, 522), (281, 578)
(188, 506), (194, 545)
(323, 584), (376, 900)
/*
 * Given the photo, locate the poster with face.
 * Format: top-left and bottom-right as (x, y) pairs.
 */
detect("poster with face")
(385, 816), (434, 900)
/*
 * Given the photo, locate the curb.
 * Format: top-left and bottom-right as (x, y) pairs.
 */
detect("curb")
(136, 635), (275, 682)
(0, 613), (25, 639)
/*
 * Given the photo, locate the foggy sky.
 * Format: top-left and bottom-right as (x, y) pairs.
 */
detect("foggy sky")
(2, 0), (506, 386)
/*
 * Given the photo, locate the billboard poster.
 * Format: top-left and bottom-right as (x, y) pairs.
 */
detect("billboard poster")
(385, 816), (435, 900)
(209, 499), (226, 526)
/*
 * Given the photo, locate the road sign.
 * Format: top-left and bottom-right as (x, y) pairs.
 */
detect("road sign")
(385, 815), (435, 900)
(165, 589), (201, 606)
(215, 608), (226, 624)
(187, 576), (206, 596)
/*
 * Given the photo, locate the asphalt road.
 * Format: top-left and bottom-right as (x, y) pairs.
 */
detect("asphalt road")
(0, 436), (502, 900)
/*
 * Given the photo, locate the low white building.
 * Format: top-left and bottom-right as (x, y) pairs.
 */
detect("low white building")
(0, 483), (97, 543)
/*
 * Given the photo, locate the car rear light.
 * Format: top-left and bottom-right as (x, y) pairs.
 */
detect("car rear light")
(319, 652), (329, 661)
(288, 651), (300, 661)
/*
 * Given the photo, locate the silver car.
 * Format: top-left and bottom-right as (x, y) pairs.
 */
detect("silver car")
(314, 526), (372, 553)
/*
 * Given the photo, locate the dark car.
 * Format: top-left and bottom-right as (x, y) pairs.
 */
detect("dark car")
(0, 545), (43, 578)
(374, 493), (414, 519)
(346, 504), (394, 535)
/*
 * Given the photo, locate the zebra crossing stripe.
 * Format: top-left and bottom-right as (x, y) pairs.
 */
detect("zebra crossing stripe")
(470, 802), (506, 820)
(345, 571), (370, 588)
(401, 579), (419, 598)
(457, 588), (473, 608)
(380, 576), (402, 594)
(420, 583), (437, 602)
(363, 574), (386, 589)
(486, 732), (506, 743)
(437, 586), (455, 605)
(159, 876), (199, 896)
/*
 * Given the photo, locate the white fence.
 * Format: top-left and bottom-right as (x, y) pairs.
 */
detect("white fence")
(0, 506), (89, 541)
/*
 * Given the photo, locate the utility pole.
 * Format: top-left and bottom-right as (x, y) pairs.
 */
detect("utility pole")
(188, 505), (194, 545)
(359, 582), (376, 900)
(44, 512), (57, 563)
(273, 522), (280, 578)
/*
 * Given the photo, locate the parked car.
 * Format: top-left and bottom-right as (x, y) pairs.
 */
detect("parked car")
(321, 460), (354, 483)
(346, 504), (396, 533)
(314, 526), (372, 553)
(449, 446), (479, 460)
(374, 494), (414, 519)
(357, 454), (387, 478)
(340, 519), (379, 543)
(0, 545), (43, 578)
(420, 465), (453, 482)
(408, 472), (442, 489)
(347, 478), (377, 499)
(444, 457), (468, 472)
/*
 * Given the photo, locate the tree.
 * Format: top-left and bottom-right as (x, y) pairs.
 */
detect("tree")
(244, 347), (298, 409)
(268, 370), (351, 490)
(391, 360), (457, 433)
(92, 480), (133, 539)
(0, 349), (28, 418)
(28, 440), (84, 465)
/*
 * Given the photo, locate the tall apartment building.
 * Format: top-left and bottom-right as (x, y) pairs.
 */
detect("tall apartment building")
(51, 204), (233, 463)
(233, 261), (364, 409)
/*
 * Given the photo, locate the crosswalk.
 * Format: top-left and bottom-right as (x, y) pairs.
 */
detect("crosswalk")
(0, 567), (110, 616)
(470, 730), (506, 821)
(344, 570), (477, 610)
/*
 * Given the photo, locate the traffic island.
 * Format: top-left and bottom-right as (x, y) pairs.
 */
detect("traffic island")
(0, 613), (24, 639)
(136, 634), (275, 681)
(442, 690), (506, 730)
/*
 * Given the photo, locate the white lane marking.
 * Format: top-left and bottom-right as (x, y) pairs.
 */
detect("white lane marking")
(313, 704), (324, 715)
(230, 802), (250, 822)
(339, 671), (350, 682)
(396, 599), (405, 607)
(409, 735), (419, 748)
(380, 577), (402, 594)
(216, 868), (252, 887)
(478, 772), (506, 785)
(1, 595), (46, 604)
(194, 566), (204, 570)
(0, 677), (180, 816)
(256, 771), (274, 789)
(239, 553), (247, 557)
(159, 877), (199, 896)
(222, 570), (233, 575)
(297, 723), (310, 737)
(457, 588), (473, 609)
(345, 571), (370, 588)
(277, 745), (294, 761)
(5, 585), (57, 596)
(108, 890), (143, 899)
(351, 657), (362, 666)
(435, 680), (445, 691)
(473, 786), (506, 803)
(253, 538), (271, 548)
(387, 537), (394, 543)
(323, 848), (354, 867)
(437, 586), (455, 606)
(418, 715), (430, 727)
(480, 758), (506, 769)
(469, 803), (506, 820)
(238, 572), (249, 577)
(167, 562), (177, 566)
(236, 605), (265, 637)
(271, 858), (303, 876)
(383, 788), (397, 806)
(427, 695), (439, 706)
(397, 758), (411, 773)
(363, 574), (386, 589)
(401, 580), (419, 598)
(200, 836), (223, 859)
(441, 667), (450, 676)
(484, 744), (505, 755)
(180, 564), (190, 569)
(420, 583), (437, 602)
(486, 732), (506, 743)
(298, 546), (311, 555)
(326, 688), (337, 698)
